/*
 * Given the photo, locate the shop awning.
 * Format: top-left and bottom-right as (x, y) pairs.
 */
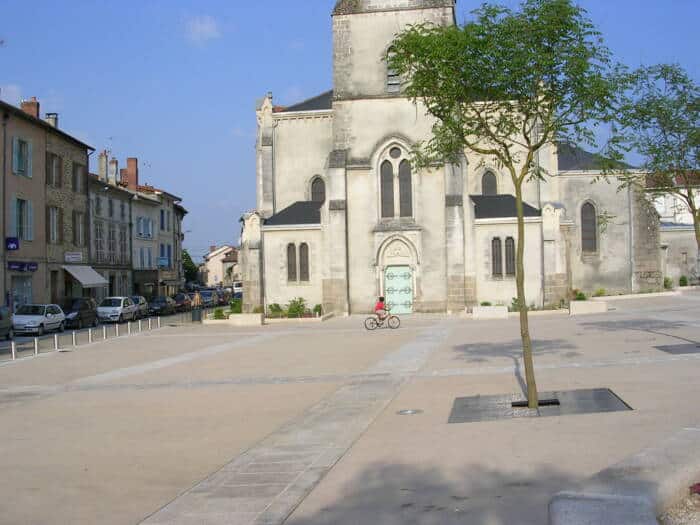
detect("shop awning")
(62, 265), (109, 288)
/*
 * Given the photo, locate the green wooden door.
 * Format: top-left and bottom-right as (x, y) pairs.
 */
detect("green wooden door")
(384, 265), (413, 315)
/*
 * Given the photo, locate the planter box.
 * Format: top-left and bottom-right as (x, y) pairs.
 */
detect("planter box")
(264, 316), (323, 324)
(569, 301), (607, 316)
(472, 305), (509, 320)
(203, 314), (263, 327)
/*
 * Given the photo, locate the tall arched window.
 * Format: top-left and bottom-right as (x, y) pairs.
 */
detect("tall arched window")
(287, 243), (297, 281)
(505, 237), (515, 276)
(381, 160), (394, 218)
(299, 243), (309, 282)
(492, 237), (503, 276)
(581, 202), (597, 253)
(311, 178), (325, 203)
(398, 160), (412, 217)
(482, 171), (498, 196)
(386, 48), (400, 93)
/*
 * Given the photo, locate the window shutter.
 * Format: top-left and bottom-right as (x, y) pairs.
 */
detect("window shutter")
(72, 211), (77, 245)
(10, 196), (17, 237)
(399, 160), (412, 217)
(84, 212), (89, 247)
(58, 208), (63, 244)
(46, 153), (52, 185)
(58, 157), (63, 187)
(46, 206), (51, 243)
(12, 137), (19, 174)
(26, 142), (33, 178)
(380, 161), (394, 218)
(26, 200), (34, 241)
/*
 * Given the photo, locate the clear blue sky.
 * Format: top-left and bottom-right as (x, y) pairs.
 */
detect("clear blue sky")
(2, 1), (698, 261)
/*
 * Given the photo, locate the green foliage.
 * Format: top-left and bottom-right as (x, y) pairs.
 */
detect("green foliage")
(213, 308), (226, 320)
(268, 303), (283, 313)
(229, 298), (242, 314)
(313, 304), (323, 316)
(182, 249), (199, 283)
(253, 306), (264, 314)
(574, 291), (587, 301)
(286, 298), (306, 318)
(594, 288), (606, 297)
(664, 277), (673, 290)
(480, 301), (492, 306)
(679, 275), (689, 287)
(509, 297), (521, 312)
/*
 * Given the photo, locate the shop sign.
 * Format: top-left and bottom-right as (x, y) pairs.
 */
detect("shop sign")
(64, 252), (83, 263)
(7, 261), (38, 272)
(5, 237), (19, 251)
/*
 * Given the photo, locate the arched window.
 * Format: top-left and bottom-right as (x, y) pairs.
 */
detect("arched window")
(581, 202), (597, 253)
(386, 48), (400, 93)
(381, 160), (394, 218)
(299, 243), (309, 282)
(505, 237), (515, 276)
(398, 160), (412, 217)
(482, 171), (498, 196)
(287, 243), (297, 281)
(311, 178), (325, 203)
(492, 237), (503, 276)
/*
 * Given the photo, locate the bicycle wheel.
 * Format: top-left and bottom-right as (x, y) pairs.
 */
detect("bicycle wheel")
(387, 316), (401, 329)
(364, 317), (378, 330)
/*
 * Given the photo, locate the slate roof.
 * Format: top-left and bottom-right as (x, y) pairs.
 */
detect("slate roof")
(470, 195), (541, 220)
(275, 91), (333, 113)
(264, 201), (323, 226)
(557, 142), (634, 171)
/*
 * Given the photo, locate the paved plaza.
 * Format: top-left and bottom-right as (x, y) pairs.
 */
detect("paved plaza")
(1, 293), (700, 524)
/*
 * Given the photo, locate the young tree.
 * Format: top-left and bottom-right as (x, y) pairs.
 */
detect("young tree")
(182, 249), (199, 284)
(617, 64), (699, 277)
(390, 0), (621, 408)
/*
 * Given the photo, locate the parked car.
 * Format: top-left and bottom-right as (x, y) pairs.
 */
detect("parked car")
(97, 297), (138, 323)
(172, 293), (192, 312)
(149, 296), (176, 316)
(0, 306), (14, 340)
(63, 298), (98, 329)
(232, 281), (243, 296)
(216, 289), (231, 306)
(131, 296), (149, 319)
(199, 290), (218, 307)
(12, 304), (66, 336)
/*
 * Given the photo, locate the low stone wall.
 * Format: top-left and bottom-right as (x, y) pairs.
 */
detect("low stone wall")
(472, 305), (509, 320)
(569, 301), (608, 316)
(203, 314), (263, 327)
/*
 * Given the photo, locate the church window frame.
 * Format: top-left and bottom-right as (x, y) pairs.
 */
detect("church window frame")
(492, 237), (503, 277)
(287, 243), (297, 282)
(505, 237), (515, 276)
(378, 145), (414, 221)
(299, 243), (310, 282)
(386, 48), (401, 94)
(310, 177), (326, 204)
(482, 171), (498, 196)
(581, 201), (598, 254)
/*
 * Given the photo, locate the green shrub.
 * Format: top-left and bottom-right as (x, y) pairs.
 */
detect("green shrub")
(313, 304), (323, 316)
(286, 297), (306, 318)
(679, 275), (689, 287)
(509, 297), (521, 312)
(480, 301), (492, 306)
(229, 298), (242, 314)
(268, 303), (283, 313)
(663, 277), (673, 290)
(253, 306), (264, 314)
(574, 291), (587, 301)
(213, 308), (226, 320)
(593, 288), (606, 297)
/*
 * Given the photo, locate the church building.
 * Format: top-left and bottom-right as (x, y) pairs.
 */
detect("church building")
(239, 0), (663, 315)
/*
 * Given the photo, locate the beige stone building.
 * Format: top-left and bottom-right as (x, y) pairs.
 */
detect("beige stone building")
(1, 97), (96, 310)
(202, 245), (238, 287)
(240, 0), (663, 315)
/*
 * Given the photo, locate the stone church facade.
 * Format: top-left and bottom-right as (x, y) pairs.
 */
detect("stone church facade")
(240, 0), (662, 315)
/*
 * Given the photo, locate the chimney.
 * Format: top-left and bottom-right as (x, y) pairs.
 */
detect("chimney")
(120, 157), (139, 190)
(98, 151), (108, 181)
(210, 245), (217, 253)
(108, 158), (118, 185)
(20, 97), (40, 118)
(44, 112), (59, 128)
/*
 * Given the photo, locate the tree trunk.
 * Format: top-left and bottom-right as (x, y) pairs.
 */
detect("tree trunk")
(693, 214), (700, 283)
(515, 185), (539, 409)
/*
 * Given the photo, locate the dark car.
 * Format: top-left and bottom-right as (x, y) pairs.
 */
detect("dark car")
(0, 306), (13, 340)
(172, 293), (192, 312)
(216, 289), (231, 306)
(63, 298), (98, 329)
(148, 296), (176, 316)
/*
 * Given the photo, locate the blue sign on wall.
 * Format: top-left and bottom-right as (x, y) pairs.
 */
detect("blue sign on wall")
(7, 261), (38, 272)
(5, 237), (19, 251)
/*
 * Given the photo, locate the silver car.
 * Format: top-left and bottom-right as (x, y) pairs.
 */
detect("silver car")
(131, 296), (149, 319)
(12, 304), (66, 336)
(97, 297), (138, 323)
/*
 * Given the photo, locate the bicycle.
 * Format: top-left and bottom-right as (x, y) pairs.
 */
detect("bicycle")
(364, 310), (400, 330)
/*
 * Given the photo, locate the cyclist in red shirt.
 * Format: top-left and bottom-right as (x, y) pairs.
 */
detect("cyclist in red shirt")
(374, 296), (388, 321)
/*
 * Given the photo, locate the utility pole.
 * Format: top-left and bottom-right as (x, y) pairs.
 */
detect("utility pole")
(2, 109), (9, 307)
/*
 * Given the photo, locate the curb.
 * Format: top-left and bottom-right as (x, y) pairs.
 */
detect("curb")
(549, 426), (700, 524)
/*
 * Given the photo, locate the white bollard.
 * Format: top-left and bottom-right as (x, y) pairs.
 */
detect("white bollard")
(103, 325), (107, 340)
(88, 328), (93, 344)
(148, 318), (152, 330)
(34, 338), (39, 356)
(127, 321), (131, 335)
(157, 316), (161, 328)
(11, 341), (16, 360)
(115, 323), (119, 337)
(138, 319), (142, 332)
(54, 334), (59, 351)
(72, 331), (77, 347)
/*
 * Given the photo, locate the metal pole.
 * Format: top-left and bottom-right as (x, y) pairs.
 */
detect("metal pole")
(72, 331), (77, 347)
(34, 337), (38, 356)
(148, 318), (152, 330)
(157, 316), (161, 328)
(127, 321), (131, 335)
(54, 334), (59, 351)
(11, 340), (16, 360)
(115, 323), (119, 337)
(88, 328), (92, 344)
(103, 325), (107, 340)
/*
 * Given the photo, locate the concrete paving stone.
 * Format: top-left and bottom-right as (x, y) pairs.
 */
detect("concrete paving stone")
(241, 461), (311, 474)
(222, 471), (304, 486)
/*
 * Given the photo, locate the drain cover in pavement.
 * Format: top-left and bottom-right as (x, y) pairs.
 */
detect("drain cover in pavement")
(655, 343), (700, 355)
(448, 388), (631, 424)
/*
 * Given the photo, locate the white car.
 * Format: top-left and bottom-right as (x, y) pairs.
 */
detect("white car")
(12, 304), (66, 336)
(97, 297), (138, 323)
